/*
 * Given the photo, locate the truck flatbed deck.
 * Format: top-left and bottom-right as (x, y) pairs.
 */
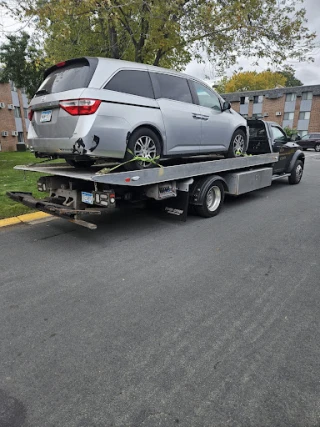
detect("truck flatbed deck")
(15, 153), (279, 186)
(8, 145), (304, 229)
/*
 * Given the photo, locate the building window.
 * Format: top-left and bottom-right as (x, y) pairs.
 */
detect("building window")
(302, 92), (313, 100)
(10, 80), (17, 91)
(285, 93), (296, 102)
(284, 112), (294, 120)
(14, 107), (21, 118)
(240, 96), (249, 104)
(253, 95), (263, 104)
(24, 108), (28, 119)
(18, 132), (24, 143)
(299, 111), (311, 120)
(298, 130), (308, 137)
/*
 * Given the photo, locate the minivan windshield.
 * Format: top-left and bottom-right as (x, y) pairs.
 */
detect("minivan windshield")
(35, 61), (91, 96)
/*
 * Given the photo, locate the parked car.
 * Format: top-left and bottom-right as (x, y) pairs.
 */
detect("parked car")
(298, 132), (320, 152)
(297, 133), (320, 152)
(28, 57), (249, 170)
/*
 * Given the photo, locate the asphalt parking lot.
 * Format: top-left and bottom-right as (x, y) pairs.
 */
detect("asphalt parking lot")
(1, 152), (320, 427)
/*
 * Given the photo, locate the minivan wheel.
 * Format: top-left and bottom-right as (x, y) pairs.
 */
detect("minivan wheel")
(227, 129), (246, 158)
(124, 127), (161, 171)
(314, 143), (320, 152)
(65, 159), (95, 168)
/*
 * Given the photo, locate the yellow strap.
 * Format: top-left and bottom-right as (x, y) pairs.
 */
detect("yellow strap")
(96, 149), (163, 175)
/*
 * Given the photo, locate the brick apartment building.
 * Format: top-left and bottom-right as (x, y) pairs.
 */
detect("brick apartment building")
(0, 81), (29, 152)
(222, 84), (320, 137)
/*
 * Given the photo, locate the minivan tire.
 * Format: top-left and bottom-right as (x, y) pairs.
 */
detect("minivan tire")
(65, 159), (95, 168)
(227, 129), (246, 158)
(315, 143), (320, 152)
(124, 127), (161, 171)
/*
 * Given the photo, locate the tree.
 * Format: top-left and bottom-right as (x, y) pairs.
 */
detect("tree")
(277, 65), (303, 87)
(284, 126), (299, 138)
(0, 32), (47, 98)
(6, 0), (316, 71)
(217, 70), (287, 93)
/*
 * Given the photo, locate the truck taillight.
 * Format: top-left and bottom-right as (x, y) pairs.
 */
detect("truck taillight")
(28, 108), (34, 121)
(59, 99), (101, 116)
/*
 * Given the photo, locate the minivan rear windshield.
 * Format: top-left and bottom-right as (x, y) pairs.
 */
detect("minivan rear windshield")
(35, 58), (96, 96)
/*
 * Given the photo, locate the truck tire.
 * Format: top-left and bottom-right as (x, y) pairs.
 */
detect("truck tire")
(227, 129), (246, 158)
(124, 127), (161, 171)
(315, 143), (320, 152)
(288, 160), (304, 185)
(195, 181), (225, 218)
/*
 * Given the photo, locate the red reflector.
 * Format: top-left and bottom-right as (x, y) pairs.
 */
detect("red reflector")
(56, 61), (66, 67)
(59, 99), (101, 116)
(28, 108), (34, 121)
(125, 178), (131, 182)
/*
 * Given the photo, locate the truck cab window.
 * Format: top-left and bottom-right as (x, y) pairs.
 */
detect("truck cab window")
(272, 126), (287, 143)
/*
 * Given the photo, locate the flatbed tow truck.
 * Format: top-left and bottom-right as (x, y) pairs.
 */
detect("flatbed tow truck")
(7, 120), (305, 230)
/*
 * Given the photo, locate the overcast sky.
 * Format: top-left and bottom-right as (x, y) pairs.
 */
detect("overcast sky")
(185, 0), (320, 86)
(0, 0), (319, 86)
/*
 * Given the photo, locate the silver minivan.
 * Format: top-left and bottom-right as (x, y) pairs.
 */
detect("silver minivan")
(28, 57), (248, 170)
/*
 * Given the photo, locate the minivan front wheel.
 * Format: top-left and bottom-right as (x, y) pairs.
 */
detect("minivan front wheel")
(124, 127), (161, 171)
(227, 129), (246, 158)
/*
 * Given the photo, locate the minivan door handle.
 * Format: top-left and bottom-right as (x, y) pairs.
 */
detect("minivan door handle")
(192, 113), (202, 120)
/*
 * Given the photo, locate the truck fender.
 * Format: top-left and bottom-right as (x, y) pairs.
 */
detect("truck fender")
(189, 175), (228, 206)
(287, 150), (305, 173)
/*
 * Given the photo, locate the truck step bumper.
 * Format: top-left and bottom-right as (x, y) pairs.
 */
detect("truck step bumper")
(7, 191), (102, 230)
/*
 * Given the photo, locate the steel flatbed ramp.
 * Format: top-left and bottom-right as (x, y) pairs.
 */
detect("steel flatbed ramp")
(14, 153), (278, 187)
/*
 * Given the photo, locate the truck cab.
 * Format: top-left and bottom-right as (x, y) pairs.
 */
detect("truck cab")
(247, 119), (304, 175)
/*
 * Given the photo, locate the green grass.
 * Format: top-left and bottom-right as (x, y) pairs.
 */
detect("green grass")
(0, 151), (57, 219)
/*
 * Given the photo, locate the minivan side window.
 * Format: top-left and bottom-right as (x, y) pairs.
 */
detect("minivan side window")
(192, 81), (221, 111)
(151, 73), (193, 104)
(105, 70), (154, 98)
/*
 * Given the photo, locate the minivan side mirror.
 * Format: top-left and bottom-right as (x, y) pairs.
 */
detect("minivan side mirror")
(222, 101), (231, 111)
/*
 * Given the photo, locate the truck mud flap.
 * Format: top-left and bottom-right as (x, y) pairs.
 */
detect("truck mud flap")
(7, 191), (102, 230)
(160, 190), (189, 221)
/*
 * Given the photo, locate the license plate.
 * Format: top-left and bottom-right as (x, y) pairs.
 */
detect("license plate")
(40, 110), (52, 123)
(81, 192), (94, 205)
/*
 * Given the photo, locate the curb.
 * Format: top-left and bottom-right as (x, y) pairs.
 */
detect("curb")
(0, 211), (51, 228)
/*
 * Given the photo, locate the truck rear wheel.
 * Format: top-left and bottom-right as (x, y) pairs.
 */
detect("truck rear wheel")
(195, 181), (225, 218)
(288, 160), (304, 185)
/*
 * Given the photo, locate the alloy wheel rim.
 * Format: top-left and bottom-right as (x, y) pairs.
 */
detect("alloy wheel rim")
(315, 145), (320, 152)
(233, 135), (245, 155)
(296, 164), (303, 180)
(134, 136), (157, 168)
(206, 186), (221, 212)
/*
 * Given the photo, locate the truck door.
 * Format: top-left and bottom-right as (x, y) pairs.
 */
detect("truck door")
(271, 125), (292, 173)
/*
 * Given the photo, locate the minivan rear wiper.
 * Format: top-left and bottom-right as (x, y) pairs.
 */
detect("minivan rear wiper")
(35, 89), (50, 96)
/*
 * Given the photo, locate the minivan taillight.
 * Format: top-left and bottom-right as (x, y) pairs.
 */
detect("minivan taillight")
(59, 99), (101, 116)
(28, 108), (34, 121)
